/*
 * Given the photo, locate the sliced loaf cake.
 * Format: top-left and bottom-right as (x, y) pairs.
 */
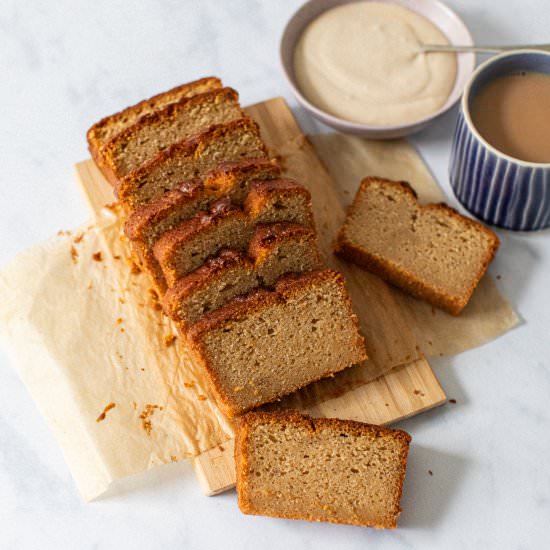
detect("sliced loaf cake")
(153, 180), (314, 287)
(98, 87), (245, 185)
(116, 118), (268, 209)
(335, 177), (500, 315)
(124, 159), (281, 292)
(235, 411), (411, 528)
(163, 223), (322, 329)
(87, 76), (222, 167)
(187, 270), (367, 417)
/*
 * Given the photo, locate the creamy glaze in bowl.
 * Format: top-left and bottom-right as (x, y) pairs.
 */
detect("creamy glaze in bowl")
(280, 0), (475, 138)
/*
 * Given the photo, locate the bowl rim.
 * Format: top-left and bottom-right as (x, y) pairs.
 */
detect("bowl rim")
(461, 48), (550, 168)
(279, 0), (475, 133)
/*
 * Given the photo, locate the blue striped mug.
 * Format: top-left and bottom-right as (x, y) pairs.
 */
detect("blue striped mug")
(449, 50), (550, 231)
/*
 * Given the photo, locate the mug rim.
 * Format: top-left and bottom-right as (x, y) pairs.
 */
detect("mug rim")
(462, 48), (550, 168)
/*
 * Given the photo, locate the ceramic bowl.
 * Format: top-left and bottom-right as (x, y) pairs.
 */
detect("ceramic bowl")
(449, 50), (550, 231)
(280, 0), (475, 138)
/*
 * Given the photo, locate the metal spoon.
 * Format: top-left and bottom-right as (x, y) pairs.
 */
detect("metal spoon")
(420, 43), (550, 54)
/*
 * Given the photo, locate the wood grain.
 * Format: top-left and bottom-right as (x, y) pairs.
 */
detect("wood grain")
(75, 96), (446, 497)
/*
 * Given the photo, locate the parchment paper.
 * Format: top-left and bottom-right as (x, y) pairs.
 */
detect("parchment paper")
(0, 133), (518, 501)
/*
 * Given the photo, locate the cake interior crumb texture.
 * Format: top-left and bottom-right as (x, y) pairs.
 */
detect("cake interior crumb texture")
(104, 88), (244, 177)
(189, 270), (366, 416)
(336, 177), (499, 314)
(236, 411), (411, 528)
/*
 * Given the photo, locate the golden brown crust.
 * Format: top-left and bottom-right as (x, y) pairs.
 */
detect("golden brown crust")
(98, 87), (242, 183)
(335, 177), (500, 315)
(115, 117), (268, 206)
(87, 76), (222, 173)
(235, 410), (411, 528)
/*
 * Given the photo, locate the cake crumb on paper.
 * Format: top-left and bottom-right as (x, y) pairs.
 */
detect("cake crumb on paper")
(92, 251), (103, 262)
(96, 402), (116, 423)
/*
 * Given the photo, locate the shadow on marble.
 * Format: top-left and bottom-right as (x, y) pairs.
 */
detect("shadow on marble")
(398, 444), (469, 529)
(95, 457), (196, 502)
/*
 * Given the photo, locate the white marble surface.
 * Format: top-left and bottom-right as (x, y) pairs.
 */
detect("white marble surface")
(1, 0), (549, 548)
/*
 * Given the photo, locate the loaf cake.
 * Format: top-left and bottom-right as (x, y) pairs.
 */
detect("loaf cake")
(187, 270), (367, 417)
(116, 117), (268, 208)
(87, 76), (222, 169)
(124, 159), (281, 292)
(153, 180), (314, 287)
(235, 411), (411, 528)
(98, 87), (245, 185)
(335, 177), (500, 315)
(163, 223), (321, 328)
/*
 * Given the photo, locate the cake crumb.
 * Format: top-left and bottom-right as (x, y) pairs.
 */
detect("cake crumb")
(92, 251), (103, 262)
(119, 327), (125, 333)
(219, 445), (225, 452)
(184, 382), (195, 388)
(164, 334), (177, 347)
(73, 232), (84, 244)
(96, 402), (116, 422)
(70, 246), (79, 264)
(171, 455), (177, 462)
(428, 470), (433, 476)
(116, 318), (123, 324)
(139, 404), (160, 435)
(113, 255), (121, 260)
(496, 274), (502, 280)
(118, 297), (126, 304)
(413, 389), (425, 397)
(449, 398), (457, 404)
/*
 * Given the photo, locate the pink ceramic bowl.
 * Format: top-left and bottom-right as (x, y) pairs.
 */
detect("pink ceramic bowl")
(280, 0), (475, 138)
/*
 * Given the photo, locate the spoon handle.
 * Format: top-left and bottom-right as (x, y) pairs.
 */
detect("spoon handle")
(420, 43), (550, 54)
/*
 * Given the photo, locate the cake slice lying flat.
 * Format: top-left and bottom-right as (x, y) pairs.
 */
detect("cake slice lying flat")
(187, 270), (367, 417)
(162, 223), (321, 329)
(116, 118), (268, 208)
(99, 87), (245, 184)
(335, 177), (500, 315)
(87, 76), (222, 168)
(235, 411), (411, 528)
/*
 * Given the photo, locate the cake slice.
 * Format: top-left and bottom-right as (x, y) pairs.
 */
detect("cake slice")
(162, 223), (322, 329)
(116, 118), (268, 208)
(187, 270), (367, 417)
(87, 76), (222, 167)
(98, 87), (245, 184)
(124, 159), (281, 292)
(335, 177), (500, 315)
(153, 181), (314, 287)
(235, 411), (411, 528)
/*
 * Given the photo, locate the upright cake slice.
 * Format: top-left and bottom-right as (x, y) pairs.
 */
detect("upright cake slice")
(153, 180), (314, 287)
(163, 223), (322, 329)
(335, 177), (500, 315)
(116, 118), (268, 208)
(98, 87), (245, 184)
(235, 411), (411, 528)
(124, 159), (281, 292)
(87, 76), (222, 167)
(187, 270), (367, 417)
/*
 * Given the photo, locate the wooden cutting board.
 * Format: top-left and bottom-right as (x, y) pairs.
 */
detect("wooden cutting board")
(75, 97), (446, 496)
